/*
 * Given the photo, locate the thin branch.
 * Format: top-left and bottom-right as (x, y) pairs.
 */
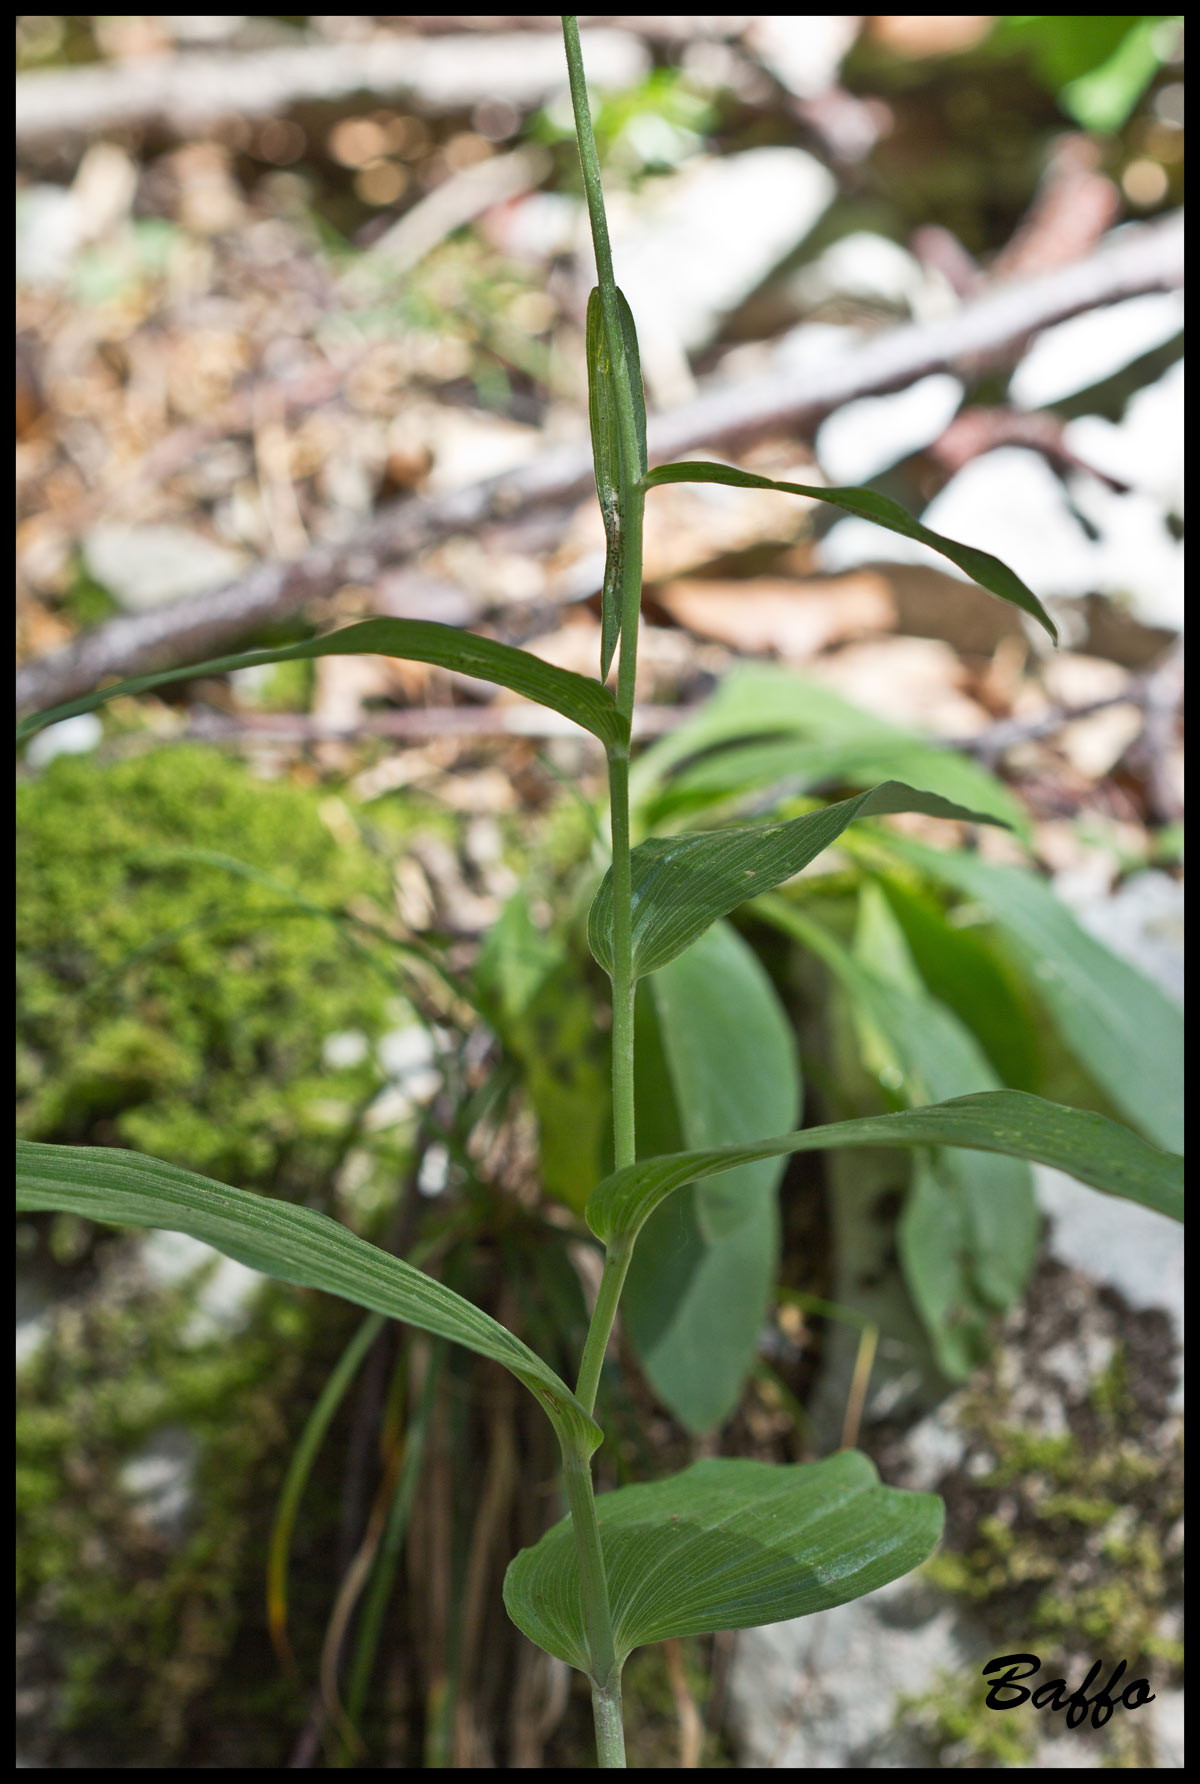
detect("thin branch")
(15, 28), (647, 145)
(16, 212), (1182, 719)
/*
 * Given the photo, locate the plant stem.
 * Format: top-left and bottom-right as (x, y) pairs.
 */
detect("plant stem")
(575, 1232), (634, 1416)
(562, 19), (647, 1767)
(562, 1447), (626, 1764)
(606, 748), (636, 1169)
(591, 1673), (627, 1769)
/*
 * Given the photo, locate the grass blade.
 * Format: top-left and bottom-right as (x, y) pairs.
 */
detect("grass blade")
(268, 1312), (386, 1672)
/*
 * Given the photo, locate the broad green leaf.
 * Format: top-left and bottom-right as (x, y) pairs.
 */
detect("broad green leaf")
(586, 1091), (1183, 1245)
(503, 1450), (943, 1673)
(643, 461), (1058, 642)
(629, 662), (1027, 839)
(875, 837), (1184, 1153)
(768, 889), (1036, 1376)
(874, 874), (1042, 1092)
(899, 1156), (985, 1381)
(587, 286), (647, 680)
(624, 921), (800, 1432)
(15, 1140), (601, 1456)
(589, 781), (1008, 980)
(15, 617), (627, 752)
(843, 888), (1038, 1310)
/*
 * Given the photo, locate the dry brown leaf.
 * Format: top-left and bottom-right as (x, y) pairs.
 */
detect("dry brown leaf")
(655, 571), (895, 660)
(806, 635), (991, 734)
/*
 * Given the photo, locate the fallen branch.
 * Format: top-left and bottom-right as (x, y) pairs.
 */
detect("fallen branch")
(15, 211), (1183, 719)
(15, 28), (647, 145)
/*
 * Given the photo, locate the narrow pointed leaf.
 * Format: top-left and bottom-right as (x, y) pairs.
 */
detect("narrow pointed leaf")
(504, 1451), (943, 1673)
(587, 287), (647, 681)
(876, 835), (1184, 1153)
(15, 617), (627, 752)
(588, 780), (1008, 980)
(586, 1091), (1183, 1245)
(15, 1140), (601, 1455)
(644, 461), (1057, 642)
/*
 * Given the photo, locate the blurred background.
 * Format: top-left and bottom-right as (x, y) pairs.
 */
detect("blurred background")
(16, 16), (1183, 1769)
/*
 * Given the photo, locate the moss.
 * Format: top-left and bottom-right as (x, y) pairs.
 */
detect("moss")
(900, 1669), (1040, 1767)
(892, 1261), (1182, 1767)
(15, 1256), (357, 1764)
(16, 744), (400, 1200)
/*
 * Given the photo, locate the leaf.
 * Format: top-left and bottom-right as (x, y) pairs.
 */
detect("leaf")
(15, 617), (627, 753)
(15, 1140), (601, 1456)
(876, 837), (1185, 1153)
(758, 890), (1037, 1379)
(874, 874), (1042, 1092)
(629, 661), (1029, 839)
(624, 921), (800, 1432)
(586, 1090), (1183, 1246)
(588, 780), (1009, 981)
(587, 287), (647, 681)
(503, 1450), (944, 1673)
(643, 462), (1058, 642)
(846, 888), (1039, 1309)
(476, 897), (610, 1216)
(899, 1156), (987, 1381)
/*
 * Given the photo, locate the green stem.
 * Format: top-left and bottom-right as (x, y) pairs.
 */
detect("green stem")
(562, 19), (644, 1769)
(575, 1232), (634, 1416)
(606, 748), (636, 1170)
(562, 1446), (626, 1762)
(591, 1674), (627, 1769)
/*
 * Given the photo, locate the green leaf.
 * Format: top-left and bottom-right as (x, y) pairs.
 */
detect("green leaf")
(589, 781), (1009, 980)
(873, 875), (1042, 1092)
(503, 1450), (944, 1672)
(587, 287), (647, 681)
(629, 662), (1028, 839)
(876, 837), (1184, 1153)
(643, 462), (1057, 642)
(586, 1090), (1183, 1245)
(758, 891), (1037, 1378)
(15, 617), (627, 752)
(15, 1140), (601, 1456)
(476, 897), (611, 1216)
(624, 921), (800, 1432)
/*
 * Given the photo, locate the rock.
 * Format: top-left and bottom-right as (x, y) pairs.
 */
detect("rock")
(83, 523), (248, 613)
(118, 1424), (198, 1541)
(612, 148), (836, 403)
(815, 373), (964, 485)
(1008, 292), (1184, 409)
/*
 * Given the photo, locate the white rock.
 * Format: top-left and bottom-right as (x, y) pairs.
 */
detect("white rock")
(788, 230), (933, 313)
(1009, 291), (1185, 409)
(322, 1029), (369, 1070)
(746, 15), (860, 99)
(816, 373), (963, 485)
(83, 523), (248, 612)
(613, 148), (835, 402)
(728, 1574), (984, 1768)
(818, 446), (1099, 601)
(1064, 359), (1184, 515)
(23, 713), (103, 768)
(118, 1424), (198, 1538)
